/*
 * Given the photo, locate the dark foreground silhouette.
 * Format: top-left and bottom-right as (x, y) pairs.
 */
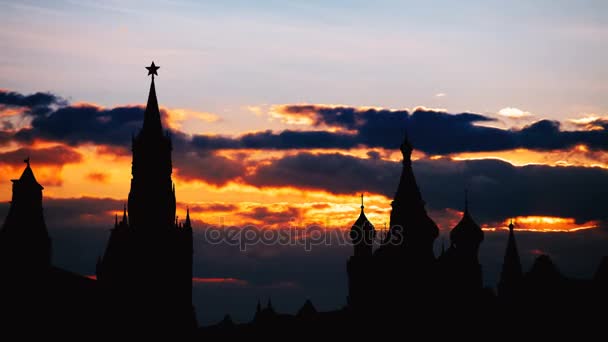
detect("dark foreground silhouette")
(0, 63), (606, 339)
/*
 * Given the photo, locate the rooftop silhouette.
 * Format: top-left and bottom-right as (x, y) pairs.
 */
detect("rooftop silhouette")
(0, 63), (605, 338)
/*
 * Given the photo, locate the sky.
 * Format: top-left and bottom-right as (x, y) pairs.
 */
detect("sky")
(0, 0), (607, 325)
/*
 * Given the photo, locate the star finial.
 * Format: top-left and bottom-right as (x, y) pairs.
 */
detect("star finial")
(24, 156), (30, 167)
(146, 61), (159, 79)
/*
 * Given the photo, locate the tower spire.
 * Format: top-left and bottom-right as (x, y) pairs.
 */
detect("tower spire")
(143, 62), (162, 135)
(360, 193), (364, 211)
(184, 207), (191, 228)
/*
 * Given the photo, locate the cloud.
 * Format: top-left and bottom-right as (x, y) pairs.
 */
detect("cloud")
(0, 146), (82, 167)
(189, 203), (239, 213)
(0, 89), (66, 117)
(244, 152), (396, 195)
(2, 88), (607, 165)
(86, 172), (110, 183)
(239, 206), (304, 226)
(15, 104), (145, 147)
(173, 150), (245, 186)
(498, 107), (533, 118)
(569, 115), (608, 131)
(244, 152), (608, 226)
(191, 105), (607, 155)
(435, 93), (446, 97)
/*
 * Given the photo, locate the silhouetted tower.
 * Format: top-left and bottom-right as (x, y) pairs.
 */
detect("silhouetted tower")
(351, 194), (375, 258)
(448, 191), (484, 290)
(0, 159), (50, 275)
(498, 219), (523, 298)
(128, 62), (176, 230)
(389, 133), (439, 261)
(97, 62), (195, 334)
(347, 194), (375, 310)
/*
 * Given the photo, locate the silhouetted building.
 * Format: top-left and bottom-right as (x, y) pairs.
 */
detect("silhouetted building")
(96, 63), (195, 335)
(297, 299), (317, 319)
(0, 158), (50, 276)
(346, 194), (375, 310)
(0, 161), (100, 337)
(440, 192), (484, 293)
(498, 220), (523, 299)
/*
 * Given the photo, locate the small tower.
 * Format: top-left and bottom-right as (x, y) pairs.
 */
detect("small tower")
(448, 190), (485, 290)
(350, 194), (376, 258)
(498, 219), (523, 298)
(346, 194), (376, 311)
(0, 158), (51, 275)
(450, 190), (484, 259)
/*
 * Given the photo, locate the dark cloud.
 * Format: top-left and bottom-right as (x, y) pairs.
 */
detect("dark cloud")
(0, 146), (82, 167)
(187, 106), (608, 155)
(172, 150), (245, 186)
(191, 130), (357, 150)
(245, 152), (608, 225)
(0, 89), (66, 116)
(189, 203), (239, 213)
(244, 152), (396, 195)
(15, 104), (145, 147)
(239, 207), (304, 226)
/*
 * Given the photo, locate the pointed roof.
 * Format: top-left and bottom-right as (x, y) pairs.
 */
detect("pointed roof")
(14, 158), (43, 190)
(450, 191), (484, 245)
(393, 134), (423, 207)
(526, 254), (562, 283)
(121, 204), (128, 226)
(351, 194), (375, 234)
(184, 207), (191, 228)
(297, 299), (317, 317)
(142, 74), (163, 136)
(389, 133), (439, 242)
(499, 219), (523, 285)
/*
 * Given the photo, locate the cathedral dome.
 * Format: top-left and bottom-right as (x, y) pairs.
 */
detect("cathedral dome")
(450, 208), (484, 247)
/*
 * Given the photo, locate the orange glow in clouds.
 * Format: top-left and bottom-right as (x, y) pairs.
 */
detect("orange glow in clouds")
(483, 216), (599, 233)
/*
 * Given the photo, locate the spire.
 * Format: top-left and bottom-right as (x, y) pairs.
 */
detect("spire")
(360, 193), (364, 211)
(400, 130), (413, 162)
(114, 213), (118, 228)
(17, 157), (42, 190)
(256, 299), (261, 314)
(184, 207), (191, 228)
(142, 62), (163, 135)
(499, 218), (523, 293)
(267, 298), (275, 313)
(389, 131), (439, 248)
(351, 194), (376, 258)
(450, 191), (483, 247)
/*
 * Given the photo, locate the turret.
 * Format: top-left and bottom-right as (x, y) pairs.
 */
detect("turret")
(350, 194), (376, 258)
(0, 158), (51, 274)
(498, 219), (523, 298)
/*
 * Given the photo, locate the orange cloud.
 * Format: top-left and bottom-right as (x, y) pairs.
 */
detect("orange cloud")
(86, 172), (110, 183)
(162, 108), (220, 132)
(452, 146), (608, 169)
(483, 216), (599, 233)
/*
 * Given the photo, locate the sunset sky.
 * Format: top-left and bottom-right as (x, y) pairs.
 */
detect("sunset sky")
(0, 0), (607, 324)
